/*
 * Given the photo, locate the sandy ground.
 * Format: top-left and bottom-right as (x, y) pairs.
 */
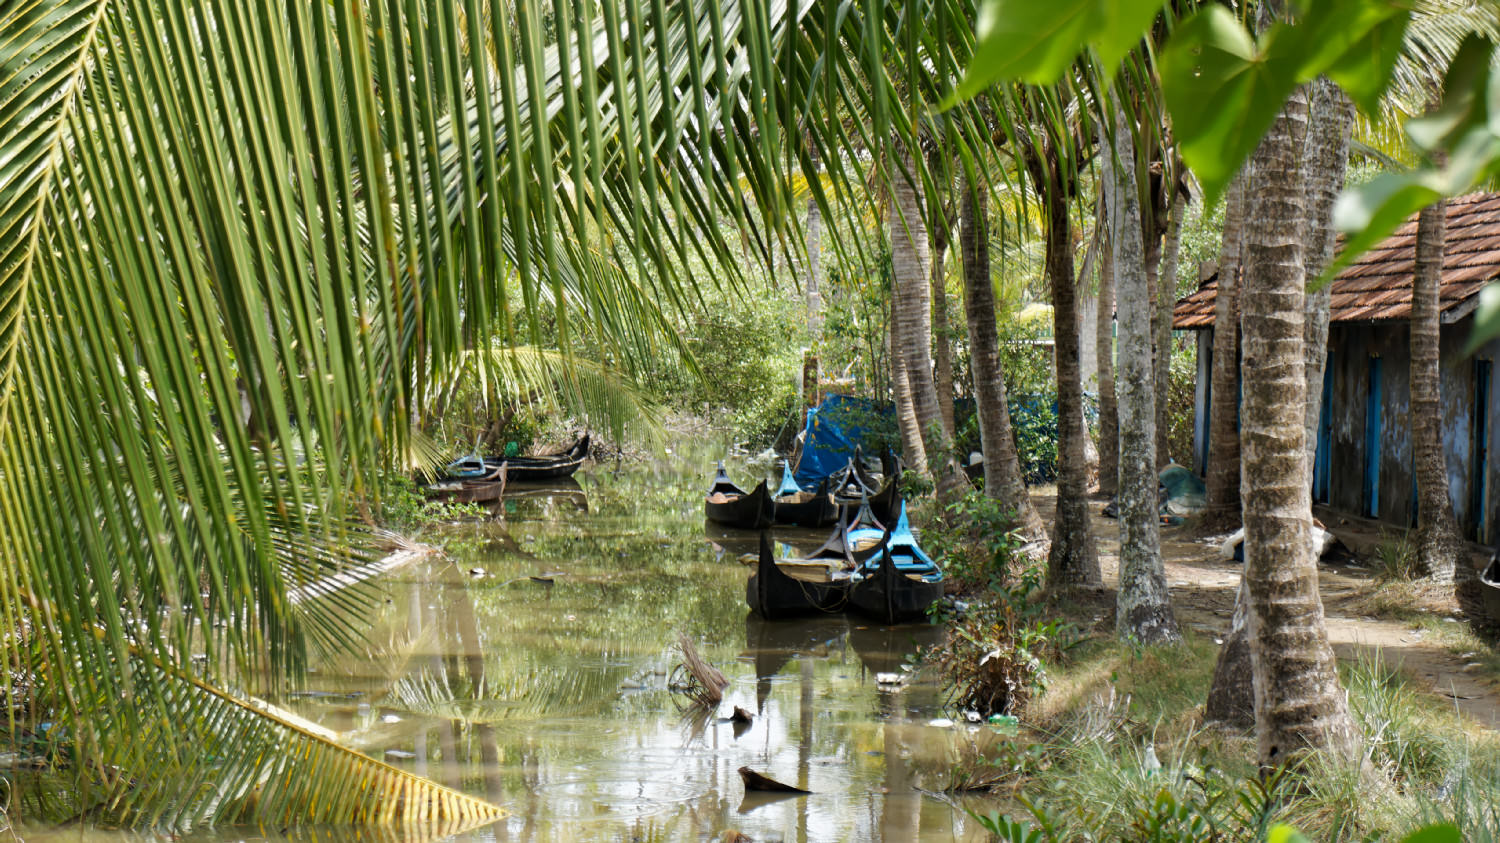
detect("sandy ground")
(1030, 486), (1500, 729)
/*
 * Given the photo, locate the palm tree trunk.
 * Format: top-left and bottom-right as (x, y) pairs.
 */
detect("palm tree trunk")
(1041, 158), (1101, 587)
(889, 282), (926, 475)
(931, 219), (957, 440)
(1210, 78), (1358, 727)
(962, 185), (1046, 539)
(891, 150), (966, 499)
(806, 195), (824, 337)
(1097, 221), (1119, 498)
(1241, 83), (1359, 767)
(1109, 104), (1180, 643)
(1199, 167), (1249, 531)
(1303, 76), (1352, 466)
(1413, 197), (1465, 583)
(1156, 188), (1186, 467)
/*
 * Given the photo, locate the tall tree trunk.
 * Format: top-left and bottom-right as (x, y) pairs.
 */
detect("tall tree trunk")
(889, 281), (926, 475)
(962, 185), (1046, 540)
(1241, 83), (1359, 767)
(1199, 167), (1249, 531)
(1209, 78), (1356, 728)
(1156, 187), (1186, 467)
(1413, 198), (1465, 583)
(1303, 76), (1353, 467)
(932, 218), (957, 440)
(891, 152), (965, 498)
(806, 196), (824, 337)
(1040, 159), (1101, 587)
(1110, 104), (1181, 643)
(1097, 220), (1120, 498)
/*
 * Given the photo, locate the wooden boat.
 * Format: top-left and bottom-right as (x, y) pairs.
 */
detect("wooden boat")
(705, 462), (775, 529)
(771, 463), (837, 528)
(848, 503), (944, 624)
(829, 451), (880, 500)
(420, 479), (506, 504)
(835, 471), (900, 525)
(444, 434), (590, 482)
(1481, 552), (1500, 623)
(745, 532), (853, 620)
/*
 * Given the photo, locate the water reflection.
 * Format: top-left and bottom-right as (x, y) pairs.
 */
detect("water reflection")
(257, 452), (998, 841)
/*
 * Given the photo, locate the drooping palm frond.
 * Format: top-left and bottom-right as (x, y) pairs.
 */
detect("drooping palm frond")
(0, 0), (1021, 830)
(0, 0), (825, 829)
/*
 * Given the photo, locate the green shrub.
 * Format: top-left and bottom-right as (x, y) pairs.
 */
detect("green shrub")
(932, 561), (1075, 716)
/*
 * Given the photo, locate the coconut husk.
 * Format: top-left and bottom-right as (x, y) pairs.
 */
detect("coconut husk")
(675, 633), (728, 706)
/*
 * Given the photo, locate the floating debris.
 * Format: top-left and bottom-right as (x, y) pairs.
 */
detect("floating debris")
(927, 718), (955, 728)
(384, 749), (416, 760)
(738, 766), (810, 794)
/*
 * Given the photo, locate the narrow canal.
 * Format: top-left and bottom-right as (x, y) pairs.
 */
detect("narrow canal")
(272, 448), (1000, 841)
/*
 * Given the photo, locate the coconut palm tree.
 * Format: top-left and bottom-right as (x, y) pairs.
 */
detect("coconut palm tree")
(1010, 84), (1101, 588)
(961, 181), (1047, 539)
(1199, 169), (1249, 533)
(1106, 93), (1180, 644)
(1240, 81), (1360, 766)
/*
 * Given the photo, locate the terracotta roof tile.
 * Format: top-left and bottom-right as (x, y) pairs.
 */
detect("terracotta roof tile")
(1174, 192), (1500, 328)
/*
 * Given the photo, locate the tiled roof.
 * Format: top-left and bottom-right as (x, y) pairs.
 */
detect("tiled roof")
(1172, 192), (1500, 329)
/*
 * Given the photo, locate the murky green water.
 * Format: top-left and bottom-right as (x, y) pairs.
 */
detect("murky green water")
(38, 450), (1000, 842)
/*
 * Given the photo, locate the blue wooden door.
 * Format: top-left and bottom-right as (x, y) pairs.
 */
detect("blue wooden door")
(1363, 356), (1382, 519)
(1474, 359), (1491, 541)
(1313, 355), (1333, 504)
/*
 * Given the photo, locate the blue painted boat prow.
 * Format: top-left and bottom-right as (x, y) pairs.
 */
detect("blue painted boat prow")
(445, 455), (488, 478)
(861, 502), (938, 575)
(775, 462), (803, 498)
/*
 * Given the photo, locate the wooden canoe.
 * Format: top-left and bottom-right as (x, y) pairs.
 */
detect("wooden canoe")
(705, 462), (775, 529)
(772, 476), (837, 528)
(848, 503), (944, 624)
(420, 479), (506, 504)
(745, 532), (851, 619)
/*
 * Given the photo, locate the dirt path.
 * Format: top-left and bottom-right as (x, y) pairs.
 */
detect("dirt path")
(1030, 487), (1500, 729)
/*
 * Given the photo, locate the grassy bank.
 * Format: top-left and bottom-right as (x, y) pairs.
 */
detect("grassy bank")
(945, 609), (1500, 840)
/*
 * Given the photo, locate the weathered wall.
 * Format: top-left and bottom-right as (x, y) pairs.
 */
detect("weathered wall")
(1180, 315), (1499, 541)
(1321, 316), (1493, 540)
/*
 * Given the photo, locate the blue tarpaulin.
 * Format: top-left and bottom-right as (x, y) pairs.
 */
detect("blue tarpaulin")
(793, 395), (893, 490)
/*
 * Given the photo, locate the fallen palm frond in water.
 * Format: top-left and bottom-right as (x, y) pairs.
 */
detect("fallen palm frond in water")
(671, 633), (728, 706)
(738, 766), (810, 793)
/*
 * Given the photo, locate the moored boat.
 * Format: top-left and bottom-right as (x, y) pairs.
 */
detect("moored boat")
(705, 462), (775, 529)
(848, 503), (944, 624)
(771, 463), (837, 528)
(745, 532), (853, 620)
(420, 479), (507, 504)
(443, 434), (590, 482)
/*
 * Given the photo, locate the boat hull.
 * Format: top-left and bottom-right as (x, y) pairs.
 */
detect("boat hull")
(848, 558), (944, 624)
(421, 480), (506, 504)
(772, 481), (837, 528)
(746, 533), (850, 619)
(706, 479), (775, 529)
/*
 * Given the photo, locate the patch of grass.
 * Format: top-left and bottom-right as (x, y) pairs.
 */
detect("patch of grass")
(1373, 529), (1420, 582)
(1347, 578), (1459, 625)
(951, 625), (1500, 841)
